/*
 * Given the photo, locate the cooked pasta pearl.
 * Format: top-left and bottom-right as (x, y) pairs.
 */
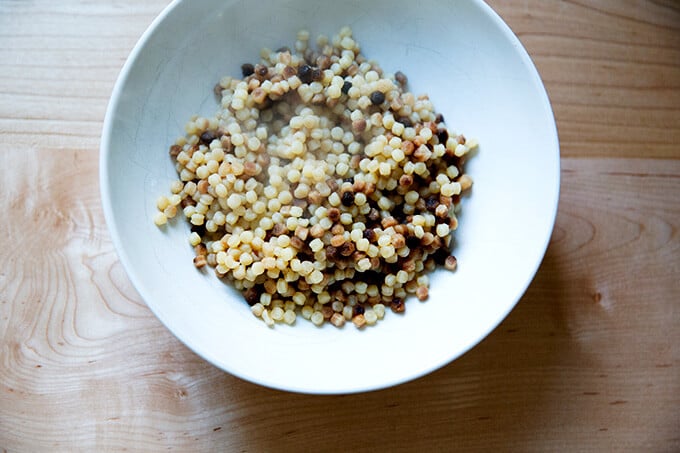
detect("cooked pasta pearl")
(155, 26), (474, 328)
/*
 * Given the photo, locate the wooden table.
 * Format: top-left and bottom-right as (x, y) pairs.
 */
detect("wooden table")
(1, 1), (678, 451)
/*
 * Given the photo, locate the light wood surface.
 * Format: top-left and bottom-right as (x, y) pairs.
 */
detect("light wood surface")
(1, 1), (678, 451)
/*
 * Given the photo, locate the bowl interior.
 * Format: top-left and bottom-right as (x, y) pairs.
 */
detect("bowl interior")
(101, 0), (559, 393)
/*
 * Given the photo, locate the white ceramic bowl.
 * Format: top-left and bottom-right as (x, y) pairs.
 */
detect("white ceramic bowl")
(101, 0), (559, 394)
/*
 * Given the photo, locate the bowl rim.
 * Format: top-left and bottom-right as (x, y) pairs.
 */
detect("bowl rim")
(100, 0), (560, 394)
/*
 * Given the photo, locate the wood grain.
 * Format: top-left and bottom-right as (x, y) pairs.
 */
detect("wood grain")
(489, 0), (680, 159)
(0, 0), (678, 451)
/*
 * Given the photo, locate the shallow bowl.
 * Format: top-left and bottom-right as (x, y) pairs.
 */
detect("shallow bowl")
(101, 0), (560, 394)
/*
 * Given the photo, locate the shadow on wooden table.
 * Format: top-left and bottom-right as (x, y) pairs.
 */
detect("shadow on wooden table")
(190, 241), (577, 451)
